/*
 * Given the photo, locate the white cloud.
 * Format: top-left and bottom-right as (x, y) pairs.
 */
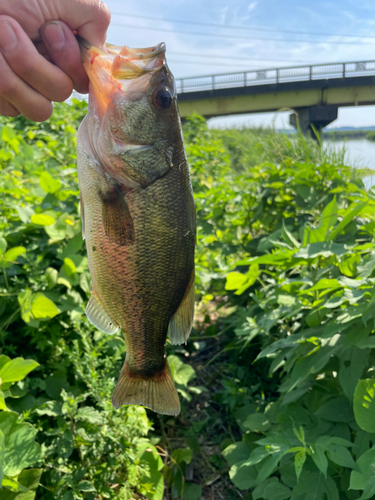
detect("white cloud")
(247, 1), (257, 13)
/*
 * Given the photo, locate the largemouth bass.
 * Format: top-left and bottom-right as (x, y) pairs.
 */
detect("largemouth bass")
(76, 39), (196, 416)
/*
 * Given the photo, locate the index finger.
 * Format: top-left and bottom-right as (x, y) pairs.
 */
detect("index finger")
(55, 0), (111, 48)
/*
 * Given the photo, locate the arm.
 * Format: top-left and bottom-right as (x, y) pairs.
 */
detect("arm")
(0, 0), (110, 121)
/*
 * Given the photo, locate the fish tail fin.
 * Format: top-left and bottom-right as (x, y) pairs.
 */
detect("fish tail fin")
(111, 358), (180, 416)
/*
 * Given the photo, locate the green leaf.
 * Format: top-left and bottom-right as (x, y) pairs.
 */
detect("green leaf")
(325, 476), (339, 500)
(0, 238), (7, 256)
(17, 289), (33, 324)
(292, 471), (326, 500)
(256, 452), (288, 485)
(30, 293), (60, 320)
(235, 264), (259, 295)
(1, 247), (26, 269)
(45, 267), (58, 289)
(321, 196), (338, 238)
(354, 379), (375, 433)
(253, 478), (292, 500)
(168, 355), (196, 386)
(222, 442), (250, 466)
(62, 257), (76, 276)
(339, 347), (367, 400)
(138, 444), (164, 472)
(311, 444), (328, 478)
(60, 234), (84, 258)
(0, 390), (7, 411)
(326, 445), (357, 469)
(350, 447), (375, 496)
(35, 401), (62, 417)
(243, 447), (270, 467)
(80, 272), (92, 293)
(183, 483), (202, 500)
(282, 222), (300, 249)
(2, 125), (16, 142)
(0, 469), (43, 500)
(39, 172), (61, 194)
(45, 213), (77, 240)
(294, 449), (307, 482)
(16, 206), (34, 223)
(229, 460), (257, 490)
(139, 469), (164, 500)
(76, 406), (104, 424)
(0, 428), (4, 484)
(0, 358), (39, 384)
(315, 397), (354, 423)
(0, 412), (42, 476)
(328, 201), (368, 241)
(1, 476), (29, 493)
(30, 214), (55, 226)
(302, 279), (341, 293)
(172, 448), (193, 465)
(77, 480), (96, 492)
(236, 413), (271, 433)
(295, 242), (346, 259)
(339, 254), (361, 278)
(0, 355), (11, 371)
(233, 403), (257, 425)
(225, 272), (247, 291)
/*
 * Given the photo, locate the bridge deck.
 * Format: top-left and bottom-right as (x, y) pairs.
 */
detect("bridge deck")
(175, 60), (375, 118)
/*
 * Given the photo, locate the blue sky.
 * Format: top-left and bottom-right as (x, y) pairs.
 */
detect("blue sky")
(104, 0), (375, 128)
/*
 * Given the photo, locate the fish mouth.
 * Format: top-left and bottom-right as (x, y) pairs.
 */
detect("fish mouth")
(78, 37), (166, 81)
(77, 37), (168, 114)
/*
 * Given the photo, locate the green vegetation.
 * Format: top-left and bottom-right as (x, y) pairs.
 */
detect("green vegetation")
(323, 128), (375, 142)
(365, 131), (375, 142)
(1, 104), (375, 499)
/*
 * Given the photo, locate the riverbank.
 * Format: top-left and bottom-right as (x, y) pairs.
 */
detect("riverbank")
(323, 128), (375, 141)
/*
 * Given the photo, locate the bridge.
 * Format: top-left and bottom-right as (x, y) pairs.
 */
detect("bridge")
(175, 60), (375, 135)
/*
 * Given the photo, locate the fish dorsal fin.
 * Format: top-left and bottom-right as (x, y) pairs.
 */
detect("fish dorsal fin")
(86, 293), (119, 335)
(100, 185), (135, 246)
(168, 270), (195, 345)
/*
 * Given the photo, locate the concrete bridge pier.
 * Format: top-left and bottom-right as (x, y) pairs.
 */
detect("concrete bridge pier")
(289, 105), (338, 139)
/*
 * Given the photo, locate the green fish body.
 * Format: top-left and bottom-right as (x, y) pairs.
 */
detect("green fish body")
(77, 42), (195, 415)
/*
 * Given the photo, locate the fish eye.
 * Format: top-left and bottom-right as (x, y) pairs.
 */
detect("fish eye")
(153, 88), (173, 109)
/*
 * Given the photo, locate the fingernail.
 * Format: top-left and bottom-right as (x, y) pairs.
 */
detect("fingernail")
(42, 22), (66, 51)
(0, 21), (18, 51)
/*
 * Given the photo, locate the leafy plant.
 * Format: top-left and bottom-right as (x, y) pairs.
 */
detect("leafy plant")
(3, 103), (375, 499)
(0, 355), (42, 497)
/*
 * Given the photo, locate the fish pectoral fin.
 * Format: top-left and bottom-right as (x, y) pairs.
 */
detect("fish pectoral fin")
(100, 185), (135, 246)
(86, 293), (119, 335)
(168, 270), (195, 345)
(112, 358), (180, 416)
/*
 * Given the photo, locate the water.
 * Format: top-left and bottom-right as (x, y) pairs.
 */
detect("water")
(323, 138), (375, 189)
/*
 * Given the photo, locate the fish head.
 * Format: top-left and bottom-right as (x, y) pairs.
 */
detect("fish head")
(81, 41), (181, 188)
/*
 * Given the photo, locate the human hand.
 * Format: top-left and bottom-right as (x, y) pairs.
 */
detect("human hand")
(0, 0), (110, 121)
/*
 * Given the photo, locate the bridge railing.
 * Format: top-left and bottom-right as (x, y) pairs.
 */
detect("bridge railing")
(176, 60), (375, 94)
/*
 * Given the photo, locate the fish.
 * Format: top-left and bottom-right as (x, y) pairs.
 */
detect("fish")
(76, 38), (196, 416)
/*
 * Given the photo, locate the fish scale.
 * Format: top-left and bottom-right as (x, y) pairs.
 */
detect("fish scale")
(77, 39), (195, 414)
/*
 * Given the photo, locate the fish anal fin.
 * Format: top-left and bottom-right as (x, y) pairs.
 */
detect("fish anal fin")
(86, 293), (119, 335)
(80, 192), (85, 240)
(112, 358), (180, 416)
(168, 270), (195, 345)
(100, 185), (135, 246)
